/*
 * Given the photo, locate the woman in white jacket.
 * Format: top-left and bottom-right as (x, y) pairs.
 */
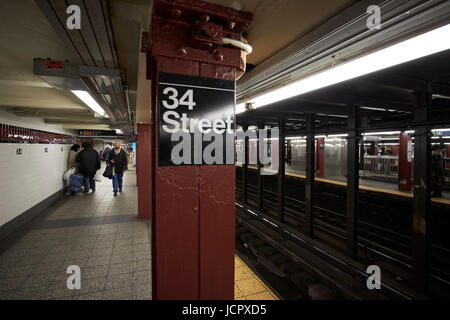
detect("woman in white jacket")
(68, 144), (80, 172)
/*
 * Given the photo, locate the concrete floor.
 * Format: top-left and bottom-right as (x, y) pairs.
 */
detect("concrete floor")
(0, 167), (152, 300)
(0, 166), (277, 300)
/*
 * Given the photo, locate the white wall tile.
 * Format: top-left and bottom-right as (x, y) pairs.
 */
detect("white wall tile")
(0, 142), (71, 227)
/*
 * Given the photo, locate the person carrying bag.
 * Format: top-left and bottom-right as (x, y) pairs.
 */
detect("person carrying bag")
(103, 163), (113, 179)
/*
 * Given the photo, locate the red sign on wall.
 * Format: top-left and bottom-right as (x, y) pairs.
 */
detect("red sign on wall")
(44, 61), (64, 70)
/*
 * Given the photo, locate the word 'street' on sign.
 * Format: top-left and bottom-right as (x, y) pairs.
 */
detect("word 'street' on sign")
(158, 72), (235, 166)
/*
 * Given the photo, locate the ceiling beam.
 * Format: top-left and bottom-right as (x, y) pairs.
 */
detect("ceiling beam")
(6, 107), (93, 117)
(44, 118), (110, 125)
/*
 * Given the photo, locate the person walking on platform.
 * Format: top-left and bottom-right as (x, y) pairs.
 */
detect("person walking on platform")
(431, 144), (444, 198)
(109, 141), (128, 197)
(103, 144), (112, 162)
(76, 141), (101, 193)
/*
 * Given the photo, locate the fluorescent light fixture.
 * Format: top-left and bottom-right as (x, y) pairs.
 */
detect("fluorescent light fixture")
(381, 137), (400, 140)
(432, 128), (450, 133)
(236, 103), (246, 114)
(363, 131), (401, 136)
(238, 24), (450, 111)
(115, 129), (124, 135)
(316, 134), (348, 138)
(72, 90), (106, 116)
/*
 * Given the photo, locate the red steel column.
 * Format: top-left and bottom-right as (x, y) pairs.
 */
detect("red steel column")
(316, 137), (325, 178)
(148, 0), (252, 300)
(369, 142), (376, 155)
(398, 132), (412, 191)
(137, 123), (152, 219)
(391, 145), (399, 156)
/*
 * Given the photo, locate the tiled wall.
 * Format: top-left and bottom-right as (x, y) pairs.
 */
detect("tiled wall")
(0, 110), (76, 228)
(0, 142), (72, 227)
(0, 123), (75, 144)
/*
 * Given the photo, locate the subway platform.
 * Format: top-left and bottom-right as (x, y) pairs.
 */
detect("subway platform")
(0, 168), (276, 300)
(0, 168), (151, 300)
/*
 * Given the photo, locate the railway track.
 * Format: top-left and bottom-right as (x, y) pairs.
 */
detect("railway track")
(235, 168), (450, 299)
(236, 202), (413, 300)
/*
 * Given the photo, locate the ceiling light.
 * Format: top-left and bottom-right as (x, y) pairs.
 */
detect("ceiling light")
(238, 24), (450, 112)
(236, 103), (246, 114)
(363, 131), (401, 136)
(71, 90), (106, 116)
(315, 134), (349, 138)
(432, 128), (450, 133)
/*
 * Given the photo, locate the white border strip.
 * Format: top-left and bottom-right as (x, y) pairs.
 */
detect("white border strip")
(159, 82), (235, 92)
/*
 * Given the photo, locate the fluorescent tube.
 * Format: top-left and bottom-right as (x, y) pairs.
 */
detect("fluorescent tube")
(72, 90), (106, 116)
(238, 24), (450, 112)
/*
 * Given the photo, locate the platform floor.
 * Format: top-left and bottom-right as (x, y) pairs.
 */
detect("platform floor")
(234, 255), (278, 300)
(285, 166), (450, 201)
(0, 167), (275, 300)
(0, 168), (150, 300)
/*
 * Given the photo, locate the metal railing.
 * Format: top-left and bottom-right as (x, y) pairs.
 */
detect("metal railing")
(362, 155), (400, 180)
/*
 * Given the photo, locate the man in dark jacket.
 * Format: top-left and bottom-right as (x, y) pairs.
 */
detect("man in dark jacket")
(109, 141), (128, 196)
(76, 141), (101, 193)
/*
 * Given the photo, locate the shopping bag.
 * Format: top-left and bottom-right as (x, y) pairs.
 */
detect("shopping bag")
(63, 168), (75, 183)
(103, 165), (113, 179)
(94, 171), (102, 182)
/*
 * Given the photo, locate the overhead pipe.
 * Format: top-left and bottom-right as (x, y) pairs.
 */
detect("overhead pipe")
(222, 37), (253, 55)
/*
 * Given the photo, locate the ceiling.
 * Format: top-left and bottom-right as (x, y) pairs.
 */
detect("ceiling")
(0, 0), (356, 132)
(0, 0), (84, 112)
(237, 48), (450, 135)
(205, 0), (355, 65)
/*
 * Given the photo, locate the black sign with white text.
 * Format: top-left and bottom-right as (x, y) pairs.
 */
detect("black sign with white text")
(158, 72), (235, 166)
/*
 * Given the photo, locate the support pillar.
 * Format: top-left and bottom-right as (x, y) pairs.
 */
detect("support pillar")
(136, 50), (152, 220)
(369, 142), (376, 155)
(346, 105), (360, 259)
(316, 137), (324, 178)
(149, 0), (252, 300)
(257, 122), (265, 212)
(398, 132), (413, 191)
(278, 118), (286, 222)
(242, 124), (249, 204)
(137, 123), (152, 219)
(412, 88), (431, 293)
(305, 114), (315, 237)
(359, 140), (365, 171)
